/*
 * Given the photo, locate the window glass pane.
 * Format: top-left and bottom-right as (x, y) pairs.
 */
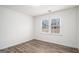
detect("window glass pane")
(51, 18), (60, 33)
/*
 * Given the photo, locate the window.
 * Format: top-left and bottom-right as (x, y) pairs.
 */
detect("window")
(42, 20), (49, 32)
(41, 17), (60, 34)
(51, 18), (60, 33)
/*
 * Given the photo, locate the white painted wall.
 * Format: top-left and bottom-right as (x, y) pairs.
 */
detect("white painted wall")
(77, 7), (79, 49)
(34, 7), (78, 48)
(0, 7), (33, 49)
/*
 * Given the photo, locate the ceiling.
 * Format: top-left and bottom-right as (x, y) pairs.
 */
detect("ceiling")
(1, 5), (77, 16)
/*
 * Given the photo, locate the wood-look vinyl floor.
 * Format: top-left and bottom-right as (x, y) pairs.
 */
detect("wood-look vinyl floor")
(0, 39), (78, 53)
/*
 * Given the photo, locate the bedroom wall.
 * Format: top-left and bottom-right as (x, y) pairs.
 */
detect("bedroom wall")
(34, 7), (78, 48)
(77, 7), (79, 49)
(0, 6), (34, 49)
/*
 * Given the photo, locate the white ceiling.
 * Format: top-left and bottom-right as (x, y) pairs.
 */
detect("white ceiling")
(1, 5), (77, 16)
